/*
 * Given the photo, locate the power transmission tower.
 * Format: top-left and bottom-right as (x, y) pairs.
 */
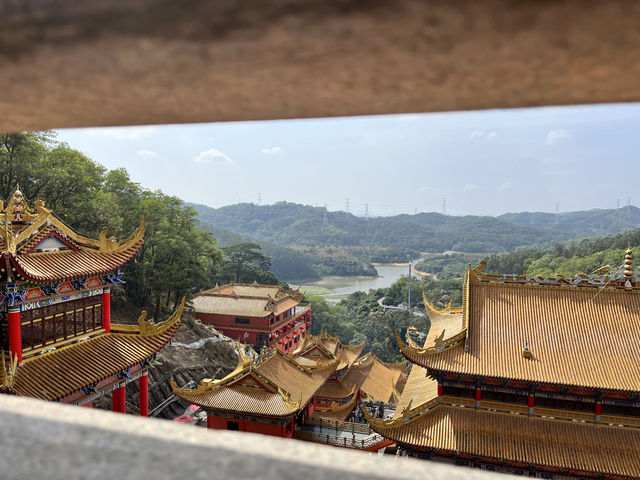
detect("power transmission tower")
(365, 203), (369, 217)
(346, 199), (350, 213)
(258, 192), (261, 205)
(443, 197), (446, 215)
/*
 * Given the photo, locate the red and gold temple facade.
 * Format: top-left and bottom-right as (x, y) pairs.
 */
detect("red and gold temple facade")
(192, 282), (311, 353)
(0, 186), (182, 415)
(367, 253), (640, 479)
(172, 331), (408, 437)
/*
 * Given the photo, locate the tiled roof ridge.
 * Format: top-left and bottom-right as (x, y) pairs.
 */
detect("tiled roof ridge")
(365, 400), (640, 478)
(468, 259), (637, 291)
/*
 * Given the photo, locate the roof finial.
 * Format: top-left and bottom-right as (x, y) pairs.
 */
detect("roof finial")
(623, 244), (634, 288)
(522, 338), (532, 359)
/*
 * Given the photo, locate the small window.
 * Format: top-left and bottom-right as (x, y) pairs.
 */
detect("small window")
(235, 317), (250, 325)
(227, 421), (239, 431)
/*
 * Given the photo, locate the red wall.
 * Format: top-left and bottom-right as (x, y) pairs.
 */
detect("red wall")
(207, 415), (291, 437)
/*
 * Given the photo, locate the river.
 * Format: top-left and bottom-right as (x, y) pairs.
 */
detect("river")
(290, 263), (427, 303)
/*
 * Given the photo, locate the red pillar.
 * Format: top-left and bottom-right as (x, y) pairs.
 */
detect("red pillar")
(528, 394), (535, 408)
(207, 415), (214, 429)
(102, 288), (111, 333)
(8, 307), (22, 362)
(112, 384), (126, 414)
(437, 383), (443, 396)
(475, 389), (481, 401)
(139, 373), (149, 417)
(281, 424), (286, 437)
(595, 402), (602, 415)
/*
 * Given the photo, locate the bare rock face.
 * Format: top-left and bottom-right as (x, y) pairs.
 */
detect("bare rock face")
(96, 316), (247, 418)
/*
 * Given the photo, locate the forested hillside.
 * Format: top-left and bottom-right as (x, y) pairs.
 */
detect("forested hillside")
(498, 206), (640, 237)
(191, 201), (640, 256)
(0, 132), (281, 318)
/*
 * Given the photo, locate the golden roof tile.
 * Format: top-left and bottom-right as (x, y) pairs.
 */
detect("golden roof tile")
(367, 404), (640, 478)
(342, 353), (407, 404)
(193, 282), (302, 318)
(400, 263), (640, 392)
(172, 348), (334, 417)
(13, 320), (178, 401)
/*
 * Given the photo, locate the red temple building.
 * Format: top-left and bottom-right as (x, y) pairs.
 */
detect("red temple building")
(0, 186), (182, 414)
(192, 282), (311, 353)
(367, 255), (640, 479)
(172, 331), (407, 437)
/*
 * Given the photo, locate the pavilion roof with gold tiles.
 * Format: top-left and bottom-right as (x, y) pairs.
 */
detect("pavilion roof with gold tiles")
(341, 353), (407, 404)
(192, 282), (303, 318)
(366, 402), (640, 478)
(172, 347), (337, 418)
(398, 260), (640, 392)
(0, 186), (144, 283)
(4, 299), (184, 402)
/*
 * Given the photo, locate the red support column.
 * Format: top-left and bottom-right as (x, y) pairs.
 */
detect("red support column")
(528, 394), (535, 408)
(437, 383), (443, 396)
(281, 424), (286, 437)
(139, 373), (149, 417)
(475, 389), (481, 401)
(102, 287), (111, 333)
(207, 415), (214, 429)
(112, 384), (126, 414)
(595, 402), (602, 415)
(8, 306), (22, 362)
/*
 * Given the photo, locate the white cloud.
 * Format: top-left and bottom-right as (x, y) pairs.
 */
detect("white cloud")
(463, 184), (477, 192)
(261, 146), (286, 155)
(498, 181), (513, 191)
(469, 130), (497, 141)
(136, 150), (158, 159)
(545, 129), (571, 146)
(85, 126), (156, 140)
(193, 148), (234, 165)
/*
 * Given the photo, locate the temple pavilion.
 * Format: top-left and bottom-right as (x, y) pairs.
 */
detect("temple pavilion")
(192, 282), (311, 353)
(367, 255), (640, 479)
(0, 186), (182, 414)
(172, 331), (408, 436)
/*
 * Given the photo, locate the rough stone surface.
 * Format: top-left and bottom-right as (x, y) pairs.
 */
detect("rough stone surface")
(1, 0), (639, 131)
(0, 395), (500, 479)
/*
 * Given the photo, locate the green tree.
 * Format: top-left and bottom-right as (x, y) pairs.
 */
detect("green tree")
(221, 242), (272, 283)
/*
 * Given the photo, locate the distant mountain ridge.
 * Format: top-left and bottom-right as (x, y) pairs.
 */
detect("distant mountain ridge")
(189, 202), (640, 255)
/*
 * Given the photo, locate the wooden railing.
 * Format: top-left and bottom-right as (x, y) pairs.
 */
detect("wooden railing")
(440, 395), (475, 408)
(477, 400), (528, 415)
(599, 414), (640, 428)
(304, 417), (372, 435)
(295, 430), (389, 450)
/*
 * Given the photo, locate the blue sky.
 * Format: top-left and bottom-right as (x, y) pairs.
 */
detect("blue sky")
(56, 103), (640, 217)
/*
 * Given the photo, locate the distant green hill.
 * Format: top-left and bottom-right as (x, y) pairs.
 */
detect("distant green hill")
(190, 202), (573, 253)
(191, 201), (640, 281)
(498, 206), (640, 237)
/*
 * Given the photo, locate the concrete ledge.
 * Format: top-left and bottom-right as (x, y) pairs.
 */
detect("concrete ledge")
(0, 395), (499, 479)
(1, 0), (640, 131)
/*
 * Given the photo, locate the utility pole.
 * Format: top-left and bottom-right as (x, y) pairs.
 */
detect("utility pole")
(442, 197), (446, 215)
(408, 258), (412, 312)
(346, 199), (350, 213)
